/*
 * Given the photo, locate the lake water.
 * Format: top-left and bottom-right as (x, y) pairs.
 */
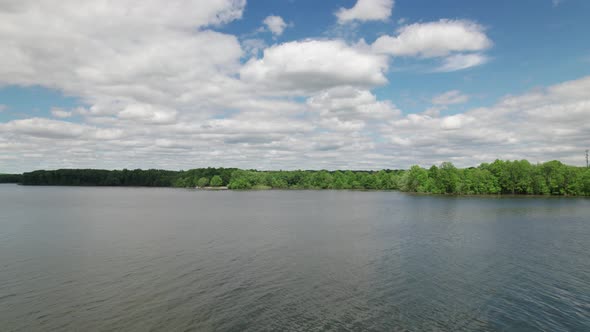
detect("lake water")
(0, 184), (589, 331)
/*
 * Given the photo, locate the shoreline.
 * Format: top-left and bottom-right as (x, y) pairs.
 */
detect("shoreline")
(3, 183), (588, 198)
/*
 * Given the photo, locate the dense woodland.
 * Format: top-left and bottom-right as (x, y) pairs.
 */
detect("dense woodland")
(0, 174), (22, 183)
(4, 160), (590, 196)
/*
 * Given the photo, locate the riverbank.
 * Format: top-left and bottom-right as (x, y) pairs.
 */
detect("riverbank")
(196, 186), (229, 190)
(4, 182), (589, 198)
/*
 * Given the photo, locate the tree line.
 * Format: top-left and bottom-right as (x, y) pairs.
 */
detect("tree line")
(400, 160), (590, 195)
(21, 169), (180, 187)
(0, 174), (22, 183)
(7, 160), (590, 196)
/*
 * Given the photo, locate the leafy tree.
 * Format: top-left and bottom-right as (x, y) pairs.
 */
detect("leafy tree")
(228, 177), (251, 189)
(196, 177), (209, 187)
(210, 175), (223, 187)
(270, 176), (289, 189)
(401, 165), (429, 192)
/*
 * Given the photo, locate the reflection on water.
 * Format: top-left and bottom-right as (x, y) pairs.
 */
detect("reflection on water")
(0, 185), (589, 331)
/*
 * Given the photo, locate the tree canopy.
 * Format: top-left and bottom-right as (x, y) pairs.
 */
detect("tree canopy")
(210, 175), (223, 187)
(0, 174), (22, 183)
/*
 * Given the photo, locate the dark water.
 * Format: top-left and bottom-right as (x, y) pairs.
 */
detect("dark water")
(0, 185), (589, 331)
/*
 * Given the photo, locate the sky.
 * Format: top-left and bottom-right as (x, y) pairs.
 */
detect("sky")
(1, 0), (589, 173)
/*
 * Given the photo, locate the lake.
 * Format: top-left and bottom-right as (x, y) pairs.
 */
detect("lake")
(0, 184), (589, 331)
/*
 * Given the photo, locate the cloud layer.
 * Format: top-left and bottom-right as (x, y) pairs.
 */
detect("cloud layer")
(3, 74), (589, 172)
(380, 76), (590, 167)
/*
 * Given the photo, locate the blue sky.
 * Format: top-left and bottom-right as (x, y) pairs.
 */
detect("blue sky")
(210, 0), (590, 114)
(1, 0), (589, 172)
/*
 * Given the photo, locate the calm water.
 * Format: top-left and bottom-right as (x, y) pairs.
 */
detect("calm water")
(0, 185), (589, 331)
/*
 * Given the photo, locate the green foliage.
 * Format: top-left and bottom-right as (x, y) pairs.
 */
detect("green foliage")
(228, 170), (253, 189)
(459, 168), (500, 194)
(174, 167), (236, 188)
(196, 177), (209, 187)
(0, 174), (22, 183)
(392, 160), (588, 196)
(401, 165), (429, 192)
(210, 175), (223, 187)
(22, 169), (179, 187)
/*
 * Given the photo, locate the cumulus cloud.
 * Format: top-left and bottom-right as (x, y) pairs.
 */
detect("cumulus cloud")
(0, 118), (124, 140)
(117, 104), (178, 125)
(263, 15), (288, 36)
(1, 118), (86, 139)
(372, 19), (492, 71)
(2, 76), (590, 171)
(380, 75), (590, 167)
(241, 38), (268, 57)
(307, 86), (400, 131)
(240, 40), (389, 93)
(50, 107), (73, 118)
(0, 0), (247, 123)
(372, 20), (491, 57)
(336, 0), (394, 24)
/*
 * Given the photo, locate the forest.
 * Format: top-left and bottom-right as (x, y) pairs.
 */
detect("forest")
(0, 173), (22, 183)
(4, 160), (590, 196)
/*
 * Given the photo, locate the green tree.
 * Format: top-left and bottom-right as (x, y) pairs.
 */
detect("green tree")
(402, 165), (429, 192)
(197, 177), (209, 187)
(438, 162), (460, 194)
(270, 176), (289, 189)
(210, 175), (223, 187)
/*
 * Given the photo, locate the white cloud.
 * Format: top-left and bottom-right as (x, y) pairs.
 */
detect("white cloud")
(0, 118), (123, 140)
(263, 15), (288, 36)
(2, 118), (93, 139)
(2, 76), (590, 171)
(437, 53), (489, 72)
(425, 90), (470, 117)
(336, 0), (394, 24)
(50, 107), (72, 118)
(117, 103), (177, 125)
(0, 1), (587, 172)
(242, 38), (268, 56)
(372, 20), (491, 57)
(307, 86), (400, 131)
(240, 40), (389, 93)
(372, 19), (492, 72)
(380, 75), (590, 167)
(440, 114), (473, 130)
(0, 0), (246, 123)
(432, 90), (469, 105)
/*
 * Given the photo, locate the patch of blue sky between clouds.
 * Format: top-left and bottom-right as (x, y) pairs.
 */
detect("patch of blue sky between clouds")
(0, 86), (85, 123)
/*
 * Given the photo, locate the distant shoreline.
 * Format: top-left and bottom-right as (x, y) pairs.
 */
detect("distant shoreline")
(2, 159), (589, 196)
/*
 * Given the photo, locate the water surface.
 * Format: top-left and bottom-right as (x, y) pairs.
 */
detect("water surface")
(1, 185), (589, 331)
